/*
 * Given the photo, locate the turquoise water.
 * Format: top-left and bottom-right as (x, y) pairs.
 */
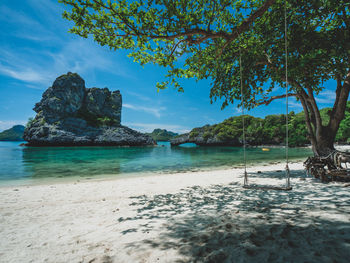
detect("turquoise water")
(0, 141), (312, 185)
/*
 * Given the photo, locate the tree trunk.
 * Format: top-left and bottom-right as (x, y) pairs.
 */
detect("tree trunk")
(299, 71), (350, 157)
(312, 127), (336, 157)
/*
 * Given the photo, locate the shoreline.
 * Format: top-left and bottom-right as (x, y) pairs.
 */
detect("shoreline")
(0, 143), (349, 188)
(1, 162), (350, 262)
(0, 157), (306, 188)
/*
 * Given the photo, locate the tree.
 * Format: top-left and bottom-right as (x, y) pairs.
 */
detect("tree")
(59, 0), (350, 156)
(211, 0), (350, 156)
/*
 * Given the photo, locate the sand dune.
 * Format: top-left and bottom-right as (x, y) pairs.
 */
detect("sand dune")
(1, 162), (349, 263)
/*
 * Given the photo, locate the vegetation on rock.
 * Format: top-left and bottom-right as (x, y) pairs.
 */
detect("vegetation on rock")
(24, 73), (155, 146)
(147, 129), (178, 141)
(0, 125), (25, 141)
(172, 102), (350, 147)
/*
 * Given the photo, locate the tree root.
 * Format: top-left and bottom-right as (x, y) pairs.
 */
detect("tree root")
(304, 150), (350, 183)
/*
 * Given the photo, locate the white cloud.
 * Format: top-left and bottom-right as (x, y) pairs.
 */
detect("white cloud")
(27, 0), (62, 18)
(235, 107), (243, 114)
(14, 33), (58, 43)
(0, 5), (42, 28)
(315, 97), (333, 104)
(0, 5), (58, 42)
(0, 38), (131, 88)
(124, 103), (166, 118)
(0, 64), (46, 83)
(124, 122), (190, 134)
(282, 97), (303, 110)
(319, 90), (336, 98)
(288, 100), (303, 110)
(126, 91), (152, 101)
(0, 0), (131, 88)
(315, 90), (336, 104)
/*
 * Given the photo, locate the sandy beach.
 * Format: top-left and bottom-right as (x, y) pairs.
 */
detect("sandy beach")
(1, 161), (349, 263)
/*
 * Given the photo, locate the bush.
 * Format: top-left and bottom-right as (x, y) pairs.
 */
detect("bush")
(26, 117), (34, 128)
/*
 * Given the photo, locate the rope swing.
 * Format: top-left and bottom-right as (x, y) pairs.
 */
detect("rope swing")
(241, 1), (292, 191)
(239, 47), (248, 187)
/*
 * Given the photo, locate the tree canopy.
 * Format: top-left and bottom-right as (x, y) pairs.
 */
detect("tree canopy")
(59, 0), (275, 93)
(60, 0), (350, 155)
(212, 0), (349, 108)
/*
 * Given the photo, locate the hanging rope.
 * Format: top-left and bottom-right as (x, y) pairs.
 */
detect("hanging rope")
(239, 47), (248, 186)
(284, 0), (291, 188)
(241, 0), (291, 190)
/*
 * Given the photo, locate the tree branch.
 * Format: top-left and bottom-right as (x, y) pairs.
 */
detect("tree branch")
(169, 39), (185, 58)
(298, 92), (317, 148)
(257, 59), (305, 92)
(342, 6), (350, 28)
(306, 87), (322, 138)
(229, 0), (275, 40)
(256, 93), (297, 106)
(328, 71), (350, 134)
(329, 74), (343, 123)
(92, 0), (275, 47)
(217, 0), (276, 58)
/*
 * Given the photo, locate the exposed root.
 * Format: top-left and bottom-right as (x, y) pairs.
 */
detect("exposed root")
(304, 151), (350, 182)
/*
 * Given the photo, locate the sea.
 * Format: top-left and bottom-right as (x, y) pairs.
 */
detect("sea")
(0, 141), (312, 186)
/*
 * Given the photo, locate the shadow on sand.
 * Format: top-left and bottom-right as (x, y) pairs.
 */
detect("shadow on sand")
(119, 169), (350, 262)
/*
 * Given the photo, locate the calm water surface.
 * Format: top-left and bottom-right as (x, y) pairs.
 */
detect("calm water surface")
(0, 141), (312, 185)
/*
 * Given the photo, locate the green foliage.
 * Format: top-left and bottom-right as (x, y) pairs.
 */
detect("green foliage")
(336, 102), (350, 143)
(147, 129), (178, 141)
(39, 117), (46, 125)
(203, 131), (213, 140)
(288, 112), (309, 146)
(59, 0), (349, 150)
(77, 107), (117, 127)
(0, 125), (25, 141)
(58, 0), (277, 94)
(189, 130), (199, 139)
(186, 102), (350, 146)
(59, 0), (349, 110)
(57, 72), (80, 81)
(26, 117), (34, 128)
(96, 116), (116, 127)
(211, 0), (350, 109)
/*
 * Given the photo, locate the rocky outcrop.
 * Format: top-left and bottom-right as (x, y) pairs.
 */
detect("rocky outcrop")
(24, 72), (155, 146)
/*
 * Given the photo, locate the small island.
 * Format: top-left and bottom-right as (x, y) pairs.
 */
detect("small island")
(147, 129), (178, 141)
(24, 72), (155, 146)
(0, 125), (25, 141)
(171, 104), (350, 147)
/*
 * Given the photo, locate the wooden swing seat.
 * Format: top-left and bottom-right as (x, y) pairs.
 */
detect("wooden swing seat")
(243, 185), (292, 191)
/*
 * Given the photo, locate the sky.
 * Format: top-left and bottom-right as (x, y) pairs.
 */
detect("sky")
(0, 0), (338, 133)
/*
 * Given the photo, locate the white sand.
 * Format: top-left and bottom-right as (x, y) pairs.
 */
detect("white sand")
(1, 162), (349, 263)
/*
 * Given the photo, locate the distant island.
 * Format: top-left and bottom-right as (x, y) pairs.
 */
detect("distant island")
(5, 101), (350, 147)
(147, 129), (178, 141)
(24, 72), (155, 146)
(0, 125), (25, 141)
(171, 102), (350, 147)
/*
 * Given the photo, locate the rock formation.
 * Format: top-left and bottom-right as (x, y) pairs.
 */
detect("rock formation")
(24, 72), (155, 146)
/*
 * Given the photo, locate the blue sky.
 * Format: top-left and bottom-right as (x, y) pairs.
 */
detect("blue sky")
(0, 0), (337, 133)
